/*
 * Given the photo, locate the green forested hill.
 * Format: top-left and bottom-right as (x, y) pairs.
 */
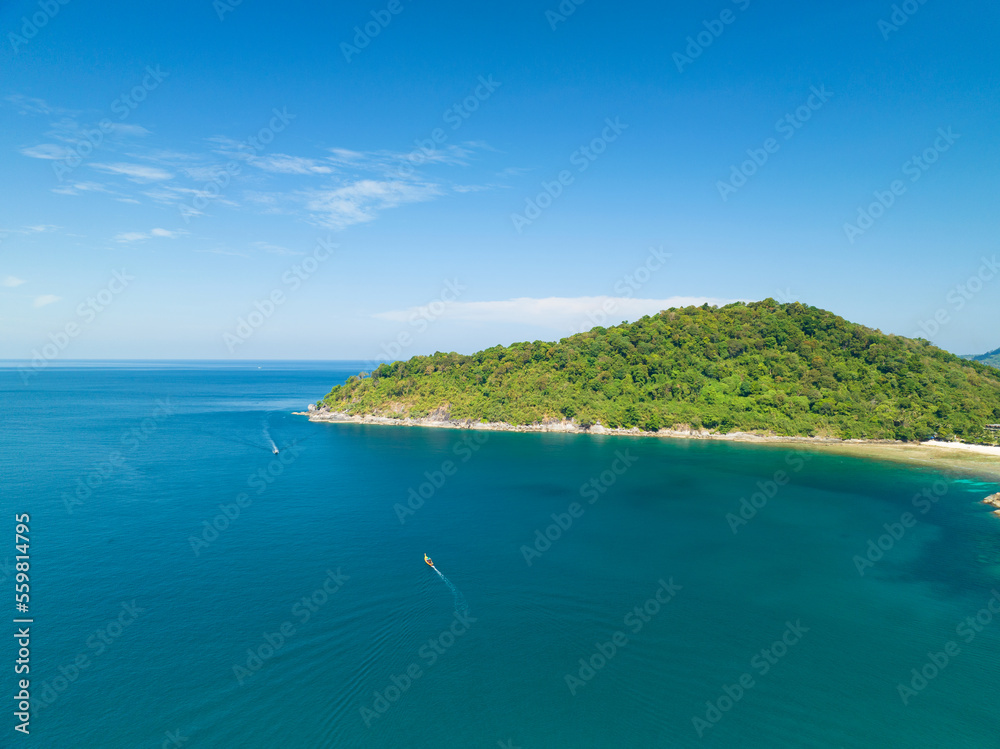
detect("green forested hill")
(320, 300), (1000, 443)
(966, 347), (1000, 368)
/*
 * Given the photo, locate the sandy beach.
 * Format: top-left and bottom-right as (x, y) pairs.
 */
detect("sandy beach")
(921, 439), (1000, 457)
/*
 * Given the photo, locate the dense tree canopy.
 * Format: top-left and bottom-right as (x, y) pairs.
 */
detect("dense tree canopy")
(320, 300), (1000, 443)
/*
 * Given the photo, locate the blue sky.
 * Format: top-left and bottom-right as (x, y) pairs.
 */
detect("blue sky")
(1, 0), (998, 361)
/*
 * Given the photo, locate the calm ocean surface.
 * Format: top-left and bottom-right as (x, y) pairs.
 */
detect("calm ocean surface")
(2, 362), (999, 748)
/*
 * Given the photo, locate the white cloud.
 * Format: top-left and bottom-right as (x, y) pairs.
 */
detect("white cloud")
(181, 165), (230, 181)
(326, 143), (477, 176)
(141, 185), (240, 209)
(251, 241), (303, 256)
(20, 143), (74, 160)
(252, 154), (333, 175)
(0, 224), (61, 234)
(51, 181), (113, 196)
(2, 276), (26, 287)
(5, 94), (54, 115)
(91, 162), (172, 182)
(143, 149), (202, 163)
(496, 166), (532, 178)
(108, 123), (151, 137)
(114, 227), (185, 242)
(196, 247), (249, 257)
(13, 98), (491, 232)
(33, 294), (60, 307)
(305, 180), (442, 229)
(114, 232), (149, 243)
(374, 296), (739, 333)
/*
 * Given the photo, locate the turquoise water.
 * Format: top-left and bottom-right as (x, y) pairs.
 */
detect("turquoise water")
(2, 362), (1000, 747)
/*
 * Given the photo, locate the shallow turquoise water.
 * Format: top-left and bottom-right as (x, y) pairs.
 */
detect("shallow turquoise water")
(2, 363), (999, 747)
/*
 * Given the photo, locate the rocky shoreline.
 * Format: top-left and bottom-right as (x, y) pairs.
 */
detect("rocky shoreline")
(295, 407), (888, 443)
(984, 493), (1000, 517)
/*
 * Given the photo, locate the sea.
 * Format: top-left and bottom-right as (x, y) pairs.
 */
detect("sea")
(2, 361), (999, 748)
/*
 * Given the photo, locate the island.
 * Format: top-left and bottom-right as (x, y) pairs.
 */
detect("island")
(309, 300), (1000, 445)
(966, 346), (1000, 369)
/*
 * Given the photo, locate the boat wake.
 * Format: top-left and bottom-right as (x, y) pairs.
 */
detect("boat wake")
(262, 415), (279, 454)
(431, 566), (469, 614)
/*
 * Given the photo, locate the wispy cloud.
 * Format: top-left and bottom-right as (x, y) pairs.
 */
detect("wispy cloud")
(251, 154), (333, 175)
(14, 96), (495, 231)
(326, 143), (478, 176)
(496, 166), (532, 178)
(142, 184), (240, 208)
(375, 296), (739, 330)
(195, 247), (249, 258)
(114, 227), (186, 243)
(109, 123), (151, 137)
(251, 241), (303, 256)
(2, 276), (26, 287)
(305, 180), (443, 229)
(0, 224), (60, 235)
(114, 232), (149, 243)
(91, 162), (173, 182)
(33, 294), (60, 307)
(5, 94), (58, 116)
(52, 181), (115, 196)
(20, 143), (75, 160)
(19, 116), (151, 169)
